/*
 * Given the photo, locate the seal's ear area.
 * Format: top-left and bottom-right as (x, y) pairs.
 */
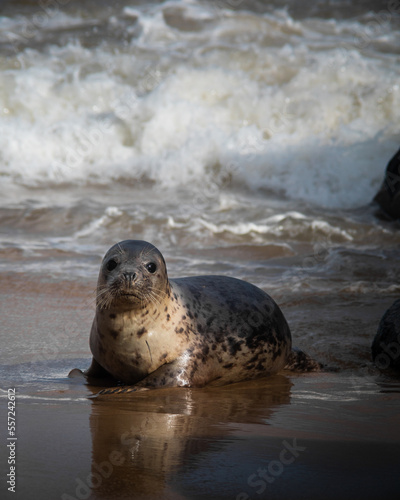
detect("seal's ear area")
(160, 253), (167, 269)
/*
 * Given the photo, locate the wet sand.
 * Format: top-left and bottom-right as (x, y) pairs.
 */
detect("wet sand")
(1, 273), (400, 500)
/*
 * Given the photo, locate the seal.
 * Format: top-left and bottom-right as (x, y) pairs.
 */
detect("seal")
(372, 299), (400, 372)
(76, 240), (319, 394)
(373, 147), (400, 220)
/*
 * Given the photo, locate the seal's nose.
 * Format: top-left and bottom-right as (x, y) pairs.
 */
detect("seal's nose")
(123, 272), (136, 286)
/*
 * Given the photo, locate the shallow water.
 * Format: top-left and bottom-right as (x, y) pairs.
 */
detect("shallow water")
(1, 0), (400, 498)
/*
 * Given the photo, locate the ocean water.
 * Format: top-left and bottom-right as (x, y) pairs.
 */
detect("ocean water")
(1, 0), (400, 364)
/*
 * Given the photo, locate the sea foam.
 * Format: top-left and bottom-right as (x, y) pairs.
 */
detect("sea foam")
(0, 2), (399, 208)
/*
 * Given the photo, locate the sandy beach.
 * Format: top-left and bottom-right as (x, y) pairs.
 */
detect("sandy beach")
(2, 272), (400, 499)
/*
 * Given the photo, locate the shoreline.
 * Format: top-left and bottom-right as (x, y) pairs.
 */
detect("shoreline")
(1, 270), (400, 499)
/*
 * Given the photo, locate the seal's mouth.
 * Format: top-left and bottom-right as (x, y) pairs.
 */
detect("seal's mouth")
(97, 283), (144, 310)
(120, 292), (139, 298)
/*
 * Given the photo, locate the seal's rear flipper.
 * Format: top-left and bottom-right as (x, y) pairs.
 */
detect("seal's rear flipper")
(284, 347), (322, 372)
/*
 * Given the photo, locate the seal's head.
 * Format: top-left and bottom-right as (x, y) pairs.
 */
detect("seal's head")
(96, 240), (169, 311)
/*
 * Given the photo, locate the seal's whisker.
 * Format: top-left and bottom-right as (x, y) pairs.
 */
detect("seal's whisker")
(95, 284), (116, 310)
(79, 288), (98, 309)
(145, 293), (156, 307)
(95, 288), (111, 301)
(116, 242), (125, 256)
(95, 287), (109, 297)
(147, 288), (163, 298)
(147, 294), (161, 308)
(145, 289), (164, 307)
(140, 243), (156, 260)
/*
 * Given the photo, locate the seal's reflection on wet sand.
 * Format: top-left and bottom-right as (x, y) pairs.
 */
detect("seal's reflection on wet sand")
(85, 374), (400, 500)
(87, 376), (292, 499)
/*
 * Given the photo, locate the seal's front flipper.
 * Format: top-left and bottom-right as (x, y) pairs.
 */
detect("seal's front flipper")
(284, 347), (322, 372)
(91, 386), (150, 398)
(91, 360), (188, 397)
(68, 357), (117, 386)
(84, 357), (113, 378)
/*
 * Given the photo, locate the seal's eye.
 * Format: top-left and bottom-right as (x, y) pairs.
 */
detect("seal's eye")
(106, 259), (118, 272)
(146, 262), (157, 274)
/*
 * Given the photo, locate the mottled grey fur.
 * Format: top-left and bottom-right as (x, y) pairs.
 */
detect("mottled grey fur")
(372, 299), (400, 372)
(82, 240), (318, 395)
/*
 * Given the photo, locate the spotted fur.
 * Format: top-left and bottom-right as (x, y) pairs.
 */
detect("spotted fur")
(83, 240), (317, 396)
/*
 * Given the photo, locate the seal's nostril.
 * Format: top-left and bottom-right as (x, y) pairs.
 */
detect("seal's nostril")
(123, 272), (136, 285)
